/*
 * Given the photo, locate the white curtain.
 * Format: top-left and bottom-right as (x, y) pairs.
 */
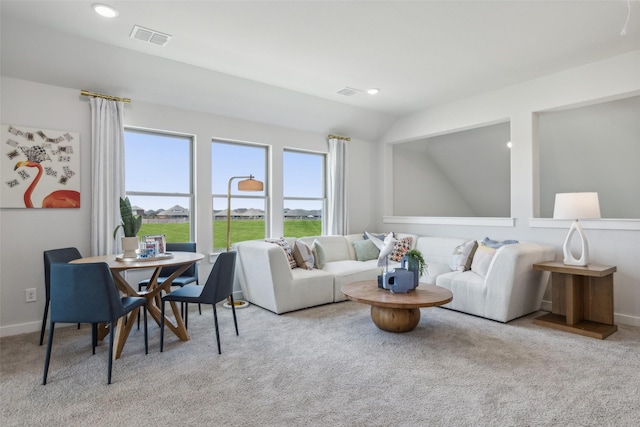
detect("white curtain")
(90, 98), (125, 256)
(327, 137), (348, 235)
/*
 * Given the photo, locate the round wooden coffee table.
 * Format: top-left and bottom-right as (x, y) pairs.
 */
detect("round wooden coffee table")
(342, 280), (453, 332)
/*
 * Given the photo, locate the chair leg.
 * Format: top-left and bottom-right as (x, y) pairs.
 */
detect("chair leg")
(108, 321), (115, 385)
(77, 323), (81, 329)
(213, 304), (221, 354)
(198, 303), (202, 315)
(39, 300), (49, 346)
(42, 322), (55, 385)
(185, 303), (189, 330)
(230, 295), (239, 336)
(143, 306), (148, 355)
(92, 323), (98, 354)
(160, 300), (166, 352)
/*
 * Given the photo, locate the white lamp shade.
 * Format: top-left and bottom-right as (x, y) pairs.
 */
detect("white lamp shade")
(553, 192), (601, 220)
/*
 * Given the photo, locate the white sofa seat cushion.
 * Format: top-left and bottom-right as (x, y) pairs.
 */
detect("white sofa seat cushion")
(436, 270), (486, 318)
(322, 260), (382, 302)
(422, 262), (453, 285)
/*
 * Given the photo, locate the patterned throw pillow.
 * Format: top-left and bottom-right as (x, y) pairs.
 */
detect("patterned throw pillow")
(390, 237), (413, 262)
(293, 240), (315, 270)
(267, 238), (297, 269)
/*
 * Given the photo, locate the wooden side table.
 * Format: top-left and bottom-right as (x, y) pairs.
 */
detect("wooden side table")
(532, 261), (617, 339)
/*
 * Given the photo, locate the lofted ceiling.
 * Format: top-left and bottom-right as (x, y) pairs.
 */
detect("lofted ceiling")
(1, 1), (640, 139)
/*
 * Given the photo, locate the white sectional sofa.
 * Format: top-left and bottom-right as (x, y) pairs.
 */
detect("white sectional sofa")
(234, 233), (555, 322)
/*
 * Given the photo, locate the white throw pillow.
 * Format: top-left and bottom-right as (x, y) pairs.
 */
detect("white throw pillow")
(470, 244), (497, 277)
(450, 240), (478, 272)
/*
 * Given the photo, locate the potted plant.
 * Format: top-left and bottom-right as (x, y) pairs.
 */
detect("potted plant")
(402, 249), (426, 289)
(113, 197), (142, 258)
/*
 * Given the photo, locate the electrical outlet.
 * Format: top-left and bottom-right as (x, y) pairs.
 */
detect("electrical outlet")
(25, 288), (37, 302)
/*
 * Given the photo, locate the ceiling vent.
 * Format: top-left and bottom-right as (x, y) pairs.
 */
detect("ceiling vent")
(336, 87), (361, 96)
(130, 25), (171, 47)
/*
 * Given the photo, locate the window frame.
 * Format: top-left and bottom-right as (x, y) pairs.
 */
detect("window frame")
(211, 139), (269, 249)
(124, 126), (196, 241)
(283, 148), (327, 236)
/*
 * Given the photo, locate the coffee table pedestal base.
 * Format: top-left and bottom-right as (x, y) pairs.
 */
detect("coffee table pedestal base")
(371, 306), (420, 332)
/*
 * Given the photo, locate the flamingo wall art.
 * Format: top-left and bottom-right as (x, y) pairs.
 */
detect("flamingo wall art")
(2, 124), (80, 208)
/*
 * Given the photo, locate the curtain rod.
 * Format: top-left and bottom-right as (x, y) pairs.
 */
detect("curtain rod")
(328, 134), (351, 141)
(80, 90), (131, 104)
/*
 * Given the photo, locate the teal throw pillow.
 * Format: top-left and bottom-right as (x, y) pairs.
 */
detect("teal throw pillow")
(353, 239), (380, 261)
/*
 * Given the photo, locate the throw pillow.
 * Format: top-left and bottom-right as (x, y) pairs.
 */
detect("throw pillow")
(293, 240), (315, 270)
(482, 237), (519, 249)
(312, 239), (325, 269)
(390, 237), (413, 262)
(450, 240), (479, 272)
(363, 231), (388, 241)
(266, 238), (297, 269)
(352, 239), (380, 261)
(470, 244), (497, 277)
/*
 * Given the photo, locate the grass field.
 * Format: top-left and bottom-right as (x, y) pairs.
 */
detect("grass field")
(140, 220), (321, 248)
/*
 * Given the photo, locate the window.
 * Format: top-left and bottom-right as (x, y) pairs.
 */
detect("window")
(283, 150), (325, 237)
(124, 128), (194, 242)
(212, 141), (268, 250)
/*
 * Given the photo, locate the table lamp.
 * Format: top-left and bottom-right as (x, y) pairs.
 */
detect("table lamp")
(224, 174), (264, 309)
(553, 192), (601, 266)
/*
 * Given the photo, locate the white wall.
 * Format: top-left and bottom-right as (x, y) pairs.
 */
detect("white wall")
(379, 50), (640, 326)
(0, 76), (378, 336)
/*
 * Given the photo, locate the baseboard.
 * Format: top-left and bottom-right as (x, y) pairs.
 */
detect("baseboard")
(540, 299), (640, 327)
(0, 320), (76, 338)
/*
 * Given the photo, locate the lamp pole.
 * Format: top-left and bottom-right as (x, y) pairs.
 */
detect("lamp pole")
(224, 174), (263, 308)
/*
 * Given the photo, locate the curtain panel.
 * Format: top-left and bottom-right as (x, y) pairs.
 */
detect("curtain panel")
(89, 98), (125, 256)
(327, 137), (348, 235)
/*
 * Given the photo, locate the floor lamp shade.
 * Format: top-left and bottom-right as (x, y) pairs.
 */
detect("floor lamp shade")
(553, 192), (601, 266)
(226, 175), (264, 252)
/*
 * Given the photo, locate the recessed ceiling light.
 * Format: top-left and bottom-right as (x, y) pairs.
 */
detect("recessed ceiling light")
(507, 141), (513, 149)
(367, 88), (380, 95)
(93, 3), (119, 18)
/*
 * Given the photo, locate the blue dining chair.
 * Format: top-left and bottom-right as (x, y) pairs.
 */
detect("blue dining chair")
(42, 262), (148, 385)
(160, 251), (237, 354)
(42, 247), (83, 346)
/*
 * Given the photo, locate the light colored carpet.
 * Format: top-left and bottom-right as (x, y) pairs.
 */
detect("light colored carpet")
(1, 301), (639, 426)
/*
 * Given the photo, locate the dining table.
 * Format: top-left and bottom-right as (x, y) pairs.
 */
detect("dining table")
(70, 251), (205, 359)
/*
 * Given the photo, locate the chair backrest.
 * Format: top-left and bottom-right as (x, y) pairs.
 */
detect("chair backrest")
(200, 252), (237, 304)
(159, 242), (197, 279)
(44, 247), (83, 299)
(49, 263), (125, 324)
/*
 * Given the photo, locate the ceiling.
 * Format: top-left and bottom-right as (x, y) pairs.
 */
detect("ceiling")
(2, 1), (640, 137)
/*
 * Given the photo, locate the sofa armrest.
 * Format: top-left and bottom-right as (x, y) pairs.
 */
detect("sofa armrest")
(483, 242), (556, 322)
(236, 241), (294, 313)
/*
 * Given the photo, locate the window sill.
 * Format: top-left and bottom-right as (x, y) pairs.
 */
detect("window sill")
(383, 216), (515, 227)
(529, 218), (640, 231)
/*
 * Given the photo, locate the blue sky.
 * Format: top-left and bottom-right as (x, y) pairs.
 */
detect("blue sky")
(125, 130), (324, 212)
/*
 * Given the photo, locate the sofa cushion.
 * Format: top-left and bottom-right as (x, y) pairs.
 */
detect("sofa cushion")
(267, 238), (297, 269)
(450, 240), (478, 272)
(390, 237), (412, 262)
(422, 262), (453, 285)
(293, 240), (315, 270)
(352, 239), (380, 261)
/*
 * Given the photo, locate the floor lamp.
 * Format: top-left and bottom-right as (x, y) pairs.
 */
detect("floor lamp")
(223, 175), (264, 309)
(553, 192), (601, 266)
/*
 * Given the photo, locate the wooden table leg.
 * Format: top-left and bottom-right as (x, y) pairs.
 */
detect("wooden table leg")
(370, 306), (421, 332)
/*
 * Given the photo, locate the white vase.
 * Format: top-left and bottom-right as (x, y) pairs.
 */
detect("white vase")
(121, 236), (139, 258)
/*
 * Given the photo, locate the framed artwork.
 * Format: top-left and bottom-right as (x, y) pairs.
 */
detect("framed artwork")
(1, 124), (80, 208)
